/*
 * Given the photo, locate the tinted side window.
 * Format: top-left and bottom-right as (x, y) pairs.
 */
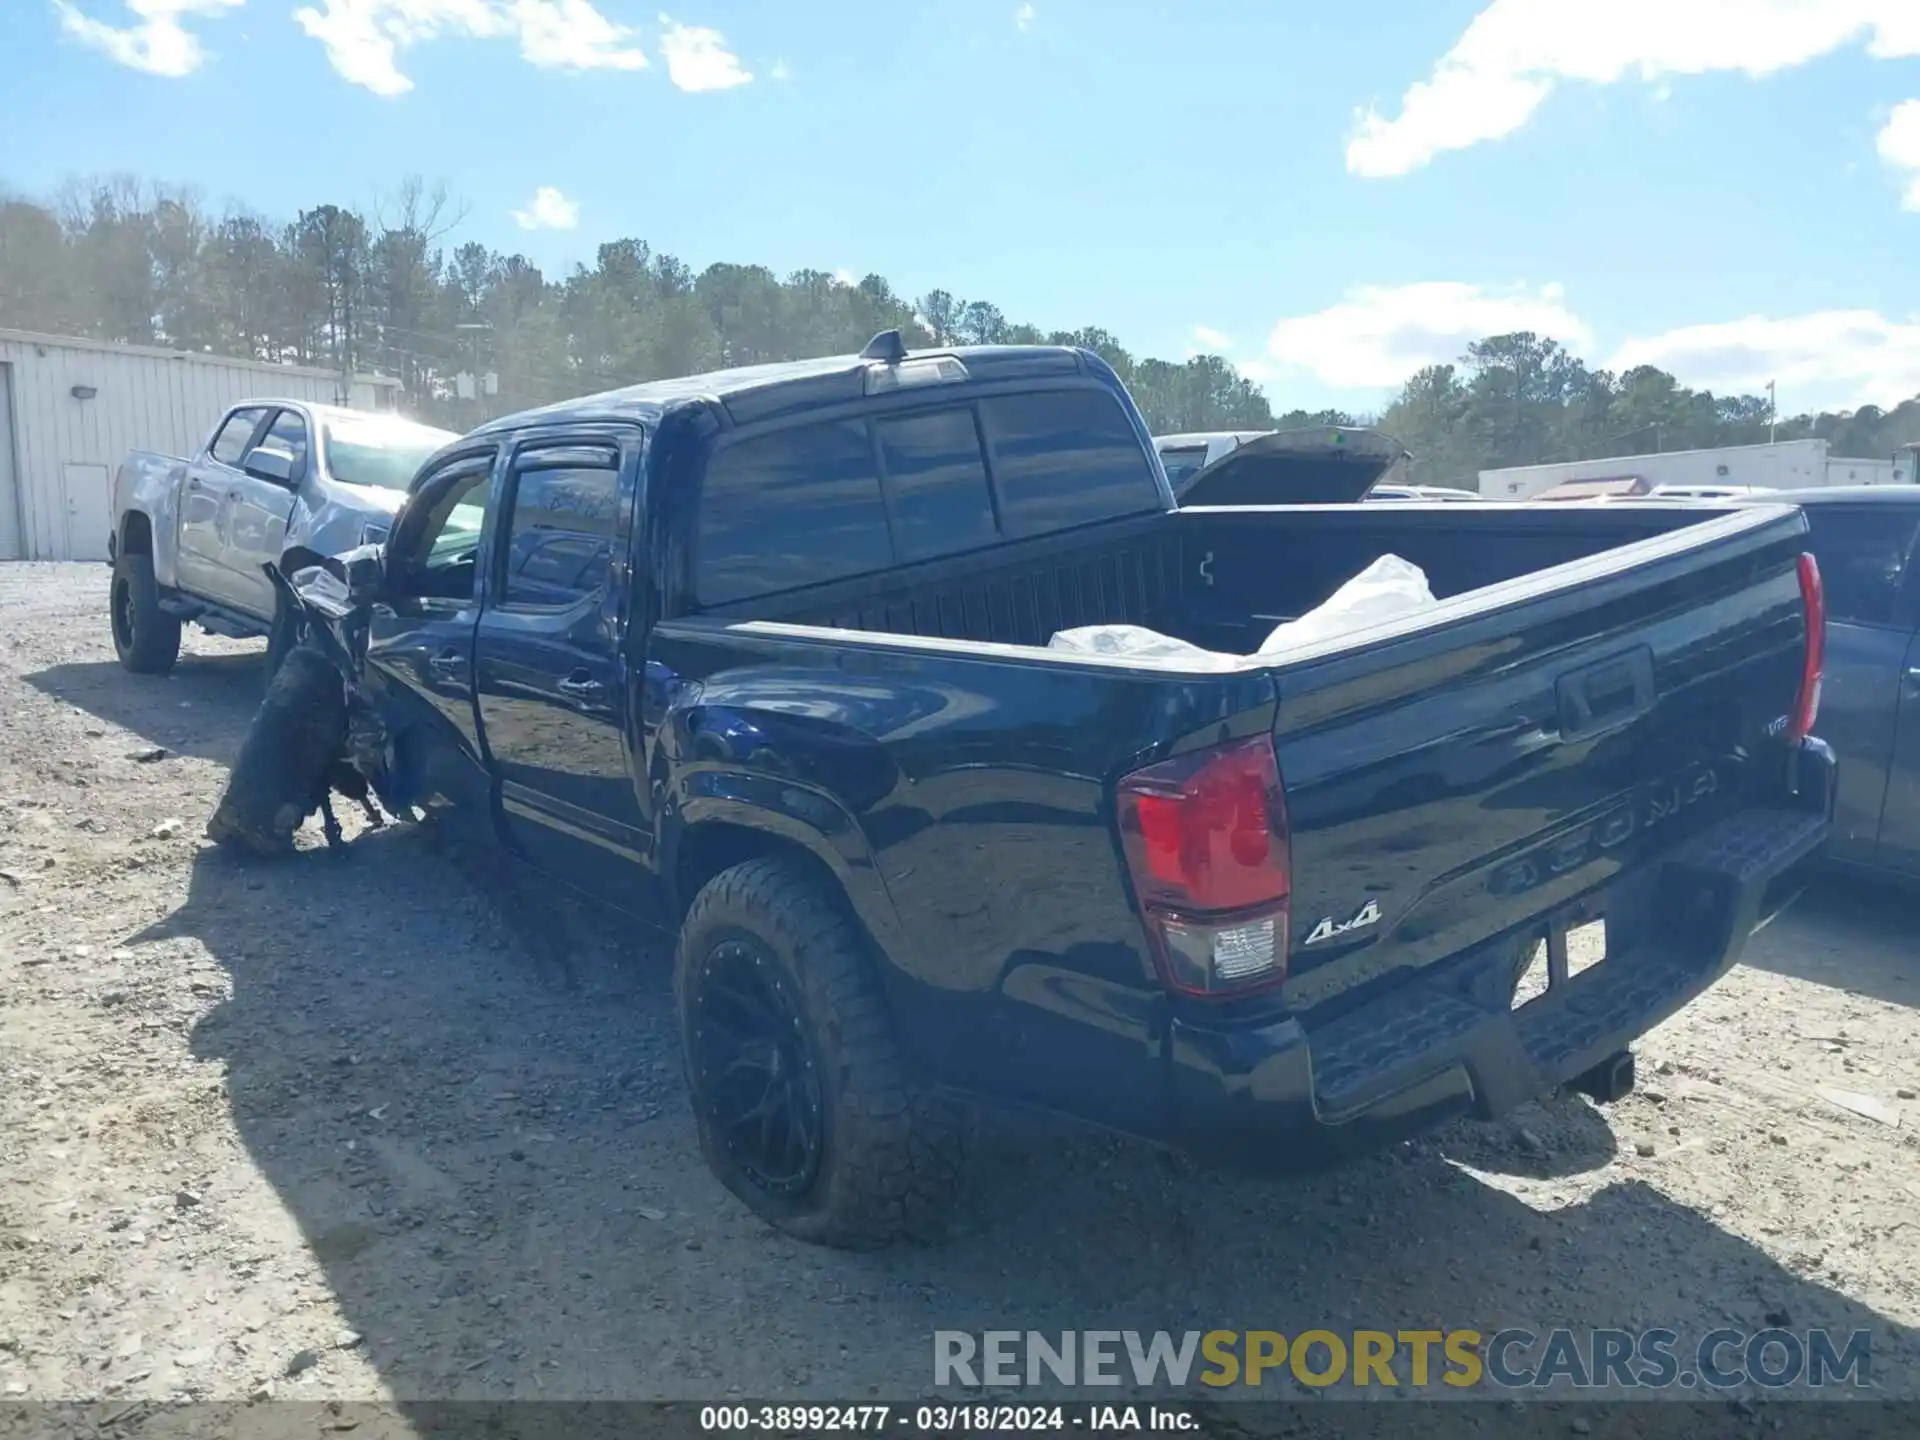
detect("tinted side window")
(982, 390), (1163, 533)
(698, 420), (893, 605)
(874, 408), (997, 561)
(262, 409), (309, 477)
(1805, 506), (1920, 627)
(209, 408), (267, 466)
(501, 453), (622, 608)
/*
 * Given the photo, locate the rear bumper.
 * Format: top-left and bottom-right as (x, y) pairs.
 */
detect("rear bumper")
(1164, 738), (1835, 1169)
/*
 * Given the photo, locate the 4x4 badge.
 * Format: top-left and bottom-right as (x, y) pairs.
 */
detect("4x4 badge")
(1304, 899), (1382, 946)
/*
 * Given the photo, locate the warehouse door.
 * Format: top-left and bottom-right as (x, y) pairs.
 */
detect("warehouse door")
(62, 464), (112, 562)
(0, 364), (20, 560)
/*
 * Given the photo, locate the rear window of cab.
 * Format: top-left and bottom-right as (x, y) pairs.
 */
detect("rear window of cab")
(695, 388), (1160, 606)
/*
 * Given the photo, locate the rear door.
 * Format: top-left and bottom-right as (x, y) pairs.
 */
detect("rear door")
(176, 406), (269, 605)
(1792, 502), (1920, 865)
(471, 429), (657, 909)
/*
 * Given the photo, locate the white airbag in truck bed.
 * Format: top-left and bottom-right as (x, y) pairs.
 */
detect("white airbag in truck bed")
(1047, 553), (1437, 664)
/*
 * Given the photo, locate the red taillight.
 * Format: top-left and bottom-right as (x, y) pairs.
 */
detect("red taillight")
(1116, 736), (1291, 997)
(1790, 551), (1824, 743)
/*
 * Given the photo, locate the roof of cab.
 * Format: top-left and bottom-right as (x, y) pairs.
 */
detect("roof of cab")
(469, 342), (1095, 436)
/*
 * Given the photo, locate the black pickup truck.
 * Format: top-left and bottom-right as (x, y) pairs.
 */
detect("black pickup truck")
(254, 332), (1835, 1249)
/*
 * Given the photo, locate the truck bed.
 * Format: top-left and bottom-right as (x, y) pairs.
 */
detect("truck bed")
(656, 498), (1815, 1136)
(745, 501), (1723, 651)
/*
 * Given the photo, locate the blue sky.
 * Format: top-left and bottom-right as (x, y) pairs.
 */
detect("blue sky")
(5, 1), (1920, 415)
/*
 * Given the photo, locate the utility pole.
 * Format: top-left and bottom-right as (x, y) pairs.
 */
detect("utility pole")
(1767, 379), (1777, 444)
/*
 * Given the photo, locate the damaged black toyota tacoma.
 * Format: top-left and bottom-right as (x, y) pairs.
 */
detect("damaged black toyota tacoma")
(231, 332), (1836, 1248)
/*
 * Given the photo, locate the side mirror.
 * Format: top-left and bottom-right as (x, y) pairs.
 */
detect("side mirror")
(243, 445), (297, 486)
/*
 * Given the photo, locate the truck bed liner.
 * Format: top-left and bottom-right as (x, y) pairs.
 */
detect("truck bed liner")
(749, 503), (1729, 656)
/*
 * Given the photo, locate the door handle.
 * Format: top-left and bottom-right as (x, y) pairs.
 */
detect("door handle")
(428, 650), (466, 676)
(557, 671), (604, 699)
(1906, 666), (1920, 686)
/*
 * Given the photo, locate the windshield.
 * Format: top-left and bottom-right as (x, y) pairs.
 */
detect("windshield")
(323, 419), (457, 491)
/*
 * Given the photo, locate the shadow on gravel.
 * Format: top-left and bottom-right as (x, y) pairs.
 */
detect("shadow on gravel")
(112, 828), (1917, 1422)
(26, 654), (267, 763)
(1737, 871), (1920, 1011)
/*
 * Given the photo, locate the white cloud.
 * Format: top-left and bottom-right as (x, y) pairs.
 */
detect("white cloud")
(1610, 311), (1920, 410)
(1260, 280), (1920, 410)
(511, 185), (580, 230)
(832, 268), (856, 286)
(1879, 99), (1920, 210)
(657, 14), (751, 91)
(53, 0), (245, 78)
(769, 57), (790, 81)
(1348, 1), (1920, 179)
(513, 0), (648, 71)
(1014, 3), (1035, 32)
(1192, 325), (1233, 353)
(292, 0), (646, 97)
(1265, 281), (1592, 389)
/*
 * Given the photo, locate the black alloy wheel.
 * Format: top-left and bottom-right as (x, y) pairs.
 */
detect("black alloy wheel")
(689, 937), (826, 1197)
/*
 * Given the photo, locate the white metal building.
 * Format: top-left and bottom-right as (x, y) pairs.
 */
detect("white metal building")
(1478, 438), (1910, 501)
(0, 329), (400, 562)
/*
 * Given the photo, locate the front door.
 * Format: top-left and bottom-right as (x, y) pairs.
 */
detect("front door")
(366, 447), (499, 817)
(472, 431), (657, 913)
(220, 407), (307, 621)
(176, 406), (269, 606)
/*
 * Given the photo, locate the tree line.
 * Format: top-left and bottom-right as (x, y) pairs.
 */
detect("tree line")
(2, 176), (1914, 484)
(1378, 334), (1920, 486)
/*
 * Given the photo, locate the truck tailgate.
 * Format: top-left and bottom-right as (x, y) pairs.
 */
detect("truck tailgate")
(1269, 505), (1814, 1016)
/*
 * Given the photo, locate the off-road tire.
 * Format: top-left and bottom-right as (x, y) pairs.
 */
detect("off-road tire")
(205, 643), (347, 858)
(109, 553), (181, 675)
(263, 597), (299, 678)
(676, 858), (969, 1249)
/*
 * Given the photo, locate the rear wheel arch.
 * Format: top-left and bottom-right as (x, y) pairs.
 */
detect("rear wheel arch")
(119, 510), (154, 557)
(665, 798), (906, 959)
(672, 820), (871, 935)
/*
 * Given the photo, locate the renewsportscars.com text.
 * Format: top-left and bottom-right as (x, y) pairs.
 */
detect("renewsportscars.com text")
(933, 1328), (1872, 1392)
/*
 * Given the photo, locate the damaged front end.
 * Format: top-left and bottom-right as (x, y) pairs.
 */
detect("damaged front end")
(205, 546), (409, 858)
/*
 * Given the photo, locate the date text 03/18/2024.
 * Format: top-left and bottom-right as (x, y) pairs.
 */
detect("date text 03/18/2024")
(697, 1405), (1199, 1433)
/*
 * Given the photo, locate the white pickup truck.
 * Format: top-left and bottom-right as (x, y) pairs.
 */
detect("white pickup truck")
(108, 399), (456, 674)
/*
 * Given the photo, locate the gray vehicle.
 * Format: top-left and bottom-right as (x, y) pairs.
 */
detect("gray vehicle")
(107, 400), (457, 674)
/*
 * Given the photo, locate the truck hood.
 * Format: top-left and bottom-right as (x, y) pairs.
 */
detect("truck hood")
(1172, 427), (1410, 507)
(329, 481), (410, 516)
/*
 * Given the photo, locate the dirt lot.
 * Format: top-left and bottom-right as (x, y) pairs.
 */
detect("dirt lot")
(2, 561), (1918, 1429)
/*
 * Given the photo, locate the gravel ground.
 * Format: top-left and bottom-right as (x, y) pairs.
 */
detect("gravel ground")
(2, 561), (1918, 1433)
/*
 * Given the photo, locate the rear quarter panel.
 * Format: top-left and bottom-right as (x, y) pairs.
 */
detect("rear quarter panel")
(113, 451), (189, 588)
(646, 617), (1276, 1133)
